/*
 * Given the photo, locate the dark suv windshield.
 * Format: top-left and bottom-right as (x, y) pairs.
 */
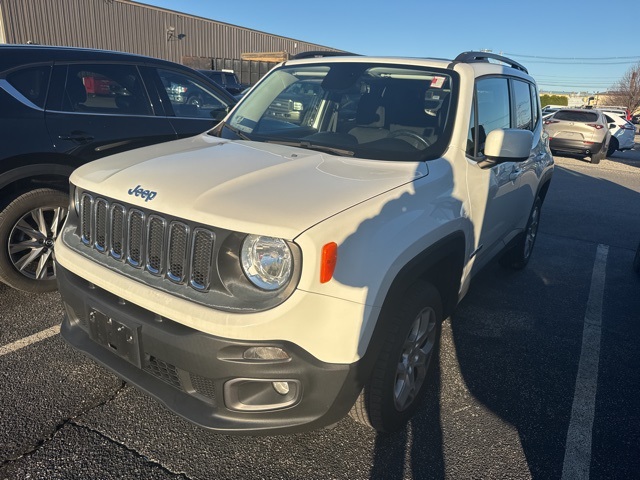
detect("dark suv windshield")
(218, 62), (456, 161)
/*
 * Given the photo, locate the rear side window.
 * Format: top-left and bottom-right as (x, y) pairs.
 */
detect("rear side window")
(61, 64), (151, 116)
(554, 111), (598, 122)
(6, 66), (51, 109)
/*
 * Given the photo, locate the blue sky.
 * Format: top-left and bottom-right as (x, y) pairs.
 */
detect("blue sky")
(141, 0), (640, 93)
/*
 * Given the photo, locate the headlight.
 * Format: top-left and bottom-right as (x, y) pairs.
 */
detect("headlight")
(69, 183), (80, 215)
(241, 235), (293, 291)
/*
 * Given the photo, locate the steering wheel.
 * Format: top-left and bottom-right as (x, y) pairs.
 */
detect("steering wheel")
(388, 129), (431, 149)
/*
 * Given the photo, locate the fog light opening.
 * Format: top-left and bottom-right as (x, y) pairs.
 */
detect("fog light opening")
(224, 378), (301, 411)
(272, 381), (290, 395)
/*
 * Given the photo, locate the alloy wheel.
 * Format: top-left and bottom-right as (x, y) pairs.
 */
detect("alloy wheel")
(394, 306), (437, 411)
(8, 206), (68, 281)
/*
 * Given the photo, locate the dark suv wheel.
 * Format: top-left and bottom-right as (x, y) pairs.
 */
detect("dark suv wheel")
(0, 189), (68, 293)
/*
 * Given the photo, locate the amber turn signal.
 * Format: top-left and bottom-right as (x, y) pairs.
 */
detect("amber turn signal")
(320, 242), (338, 283)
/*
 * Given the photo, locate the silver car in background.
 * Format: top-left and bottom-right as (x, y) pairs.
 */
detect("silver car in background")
(543, 109), (611, 164)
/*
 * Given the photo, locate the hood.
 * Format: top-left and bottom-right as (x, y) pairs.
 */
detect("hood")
(71, 134), (428, 239)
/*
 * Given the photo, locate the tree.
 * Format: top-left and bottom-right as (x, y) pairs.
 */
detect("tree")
(540, 94), (568, 108)
(605, 63), (640, 113)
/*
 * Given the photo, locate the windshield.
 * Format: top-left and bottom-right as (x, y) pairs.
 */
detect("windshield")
(218, 62), (456, 161)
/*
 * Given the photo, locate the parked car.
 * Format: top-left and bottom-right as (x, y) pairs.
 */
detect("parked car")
(597, 106), (631, 121)
(264, 78), (324, 124)
(541, 105), (563, 117)
(0, 44), (237, 293)
(197, 69), (249, 95)
(543, 109), (611, 163)
(599, 111), (636, 156)
(56, 51), (553, 434)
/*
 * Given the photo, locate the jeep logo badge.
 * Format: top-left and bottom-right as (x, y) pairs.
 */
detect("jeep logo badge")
(128, 185), (157, 202)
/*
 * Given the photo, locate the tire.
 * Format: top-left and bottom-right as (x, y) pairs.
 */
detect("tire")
(607, 137), (619, 157)
(591, 149), (605, 164)
(633, 241), (640, 274)
(0, 188), (68, 293)
(349, 281), (442, 432)
(501, 197), (542, 270)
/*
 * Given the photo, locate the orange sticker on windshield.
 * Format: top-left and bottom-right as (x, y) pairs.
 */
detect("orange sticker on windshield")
(431, 76), (445, 88)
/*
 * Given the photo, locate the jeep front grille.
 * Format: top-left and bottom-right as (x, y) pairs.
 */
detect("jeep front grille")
(78, 193), (216, 292)
(110, 205), (125, 260)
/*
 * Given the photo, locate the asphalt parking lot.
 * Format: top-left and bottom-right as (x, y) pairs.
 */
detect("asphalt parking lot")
(1, 145), (639, 479)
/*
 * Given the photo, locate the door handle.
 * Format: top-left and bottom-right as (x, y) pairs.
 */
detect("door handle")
(58, 133), (94, 142)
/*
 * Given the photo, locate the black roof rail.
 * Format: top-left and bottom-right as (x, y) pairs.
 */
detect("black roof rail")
(290, 50), (358, 60)
(454, 51), (528, 74)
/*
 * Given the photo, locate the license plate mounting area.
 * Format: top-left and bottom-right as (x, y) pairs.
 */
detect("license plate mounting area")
(88, 309), (143, 368)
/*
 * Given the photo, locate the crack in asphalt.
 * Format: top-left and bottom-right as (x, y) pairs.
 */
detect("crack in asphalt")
(0, 381), (194, 479)
(69, 423), (194, 480)
(0, 381), (128, 469)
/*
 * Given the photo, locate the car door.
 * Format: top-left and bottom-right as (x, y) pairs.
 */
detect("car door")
(142, 66), (235, 138)
(45, 62), (177, 163)
(507, 79), (542, 226)
(465, 76), (531, 271)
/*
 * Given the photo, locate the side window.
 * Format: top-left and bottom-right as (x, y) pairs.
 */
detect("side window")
(513, 80), (533, 131)
(62, 64), (151, 115)
(157, 69), (229, 120)
(6, 66), (51, 109)
(475, 77), (510, 155)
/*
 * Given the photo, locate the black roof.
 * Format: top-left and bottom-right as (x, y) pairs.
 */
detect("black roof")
(0, 44), (188, 72)
(0, 44), (238, 104)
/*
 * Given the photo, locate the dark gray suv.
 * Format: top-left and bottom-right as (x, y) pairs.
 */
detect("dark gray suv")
(0, 45), (237, 292)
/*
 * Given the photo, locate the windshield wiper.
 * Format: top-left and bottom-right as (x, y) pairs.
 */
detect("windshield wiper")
(265, 140), (354, 157)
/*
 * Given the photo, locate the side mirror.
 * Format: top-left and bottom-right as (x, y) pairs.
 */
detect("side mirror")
(609, 123), (615, 129)
(210, 106), (229, 121)
(481, 129), (533, 167)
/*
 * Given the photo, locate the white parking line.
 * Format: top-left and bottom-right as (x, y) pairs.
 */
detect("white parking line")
(561, 244), (609, 480)
(0, 324), (60, 357)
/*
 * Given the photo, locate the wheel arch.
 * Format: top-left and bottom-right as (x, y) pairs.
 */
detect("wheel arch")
(536, 173), (553, 203)
(352, 230), (466, 400)
(380, 231), (466, 321)
(0, 155), (79, 204)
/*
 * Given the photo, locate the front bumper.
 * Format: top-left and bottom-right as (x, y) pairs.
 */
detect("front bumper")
(58, 265), (364, 434)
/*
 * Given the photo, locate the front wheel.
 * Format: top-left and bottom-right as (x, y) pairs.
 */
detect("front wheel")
(0, 188), (68, 292)
(349, 281), (442, 432)
(607, 137), (619, 157)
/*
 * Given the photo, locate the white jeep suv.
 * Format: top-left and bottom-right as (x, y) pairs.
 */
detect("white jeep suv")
(56, 51), (553, 434)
